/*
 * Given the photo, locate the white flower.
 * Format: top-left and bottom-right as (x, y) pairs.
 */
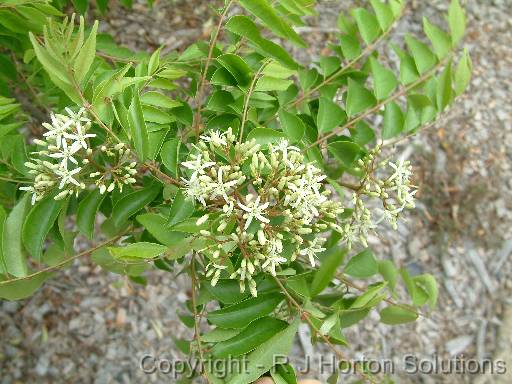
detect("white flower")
(299, 238), (326, 267)
(200, 130), (227, 147)
(181, 154), (215, 181)
(210, 167), (238, 202)
(238, 195), (270, 229)
(49, 139), (81, 169)
(42, 114), (73, 148)
(19, 185), (38, 205)
(182, 177), (208, 206)
(55, 167), (81, 189)
(388, 158), (412, 185)
(64, 121), (96, 149)
(272, 139), (299, 167)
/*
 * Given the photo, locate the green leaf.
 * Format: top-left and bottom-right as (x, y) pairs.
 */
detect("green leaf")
(136, 213), (186, 247)
(216, 54), (252, 87)
(382, 101), (404, 140)
(346, 78), (376, 117)
(141, 91), (182, 109)
(225, 16), (298, 69)
(22, 194), (66, 261)
(207, 292), (284, 328)
(238, 0), (306, 48)
(405, 35), (437, 75)
(351, 281), (387, 309)
(77, 189), (105, 240)
(311, 247), (347, 296)
(74, 19), (98, 83)
(202, 328), (241, 343)
(393, 45), (419, 85)
(436, 60), (453, 111)
(204, 278), (250, 304)
(448, 0), (466, 46)
(160, 139), (181, 177)
(413, 274), (438, 309)
(2, 196), (29, 277)
(454, 49), (471, 96)
(226, 319), (299, 384)
(380, 305), (418, 324)
(142, 105), (174, 124)
(112, 183), (161, 228)
(423, 18), (451, 59)
(317, 97), (346, 133)
(279, 110), (305, 142)
(255, 76), (293, 92)
(339, 35), (361, 60)
(167, 189), (195, 227)
(128, 92), (149, 160)
(0, 272), (52, 300)
(369, 57), (398, 100)
(378, 260), (398, 291)
(212, 316), (288, 358)
(0, 206), (6, 274)
(351, 8), (381, 45)
(148, 47), (161, 75)
(344, 248), (378, 278)
(246, 128), (287, 146)
(370, 0), (394, 31)
(327, 141), (361, 167)
(109, 242), (167, 259)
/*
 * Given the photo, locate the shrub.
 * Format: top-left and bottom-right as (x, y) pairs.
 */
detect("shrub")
(0, 0), (470, 382)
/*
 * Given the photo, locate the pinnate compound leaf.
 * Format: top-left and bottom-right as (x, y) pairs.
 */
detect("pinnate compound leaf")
(380, 305), (418, 324)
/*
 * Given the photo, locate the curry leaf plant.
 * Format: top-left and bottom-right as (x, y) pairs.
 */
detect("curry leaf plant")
(0, 0), (469, 382)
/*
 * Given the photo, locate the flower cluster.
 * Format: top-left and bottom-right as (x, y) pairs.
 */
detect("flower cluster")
(337, 146), (418, 249)
(21, 107), (137, 204)
(180, 129), (344, 296)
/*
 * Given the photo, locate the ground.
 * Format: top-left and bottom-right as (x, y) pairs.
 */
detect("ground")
(1, 0), (511, 383)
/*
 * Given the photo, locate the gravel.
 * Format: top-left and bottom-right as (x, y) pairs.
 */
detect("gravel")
(1, 1), (511, 383)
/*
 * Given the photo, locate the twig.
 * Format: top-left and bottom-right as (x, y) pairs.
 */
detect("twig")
(190, 256), (209, 383)
(308, 57), (451, 149)
(239, 59), (272, 142)
(192, 0), (234, 138)
(0, 232), (126, 287)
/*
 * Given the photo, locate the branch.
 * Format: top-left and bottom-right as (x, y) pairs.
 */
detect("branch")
(0, 232), (127, 287)
(191, 0), (234, 138)
(307, 57), (452, 149)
